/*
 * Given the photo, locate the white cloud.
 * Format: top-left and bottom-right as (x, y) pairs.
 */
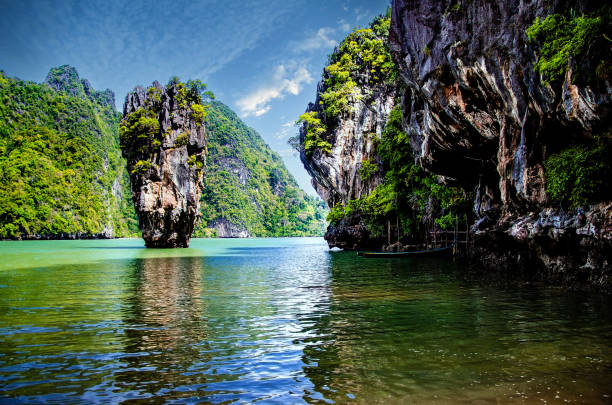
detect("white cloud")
(276, 121), (296, 139)
(293, 27), (338, 53)
(339, 19), (351, 33)
(354, 8), (370, 23)
(236, 64), (313, 118)
(254, 106), (271, 117)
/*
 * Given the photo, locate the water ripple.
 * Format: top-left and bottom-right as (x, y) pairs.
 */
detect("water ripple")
(0, 238), (611, 403)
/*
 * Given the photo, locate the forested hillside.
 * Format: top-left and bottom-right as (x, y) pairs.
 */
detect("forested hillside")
(196, 101), (327, 237)
(0, 66), (138, 238)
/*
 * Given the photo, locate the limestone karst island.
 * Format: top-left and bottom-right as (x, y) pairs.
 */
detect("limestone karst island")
(0, 0), (611, 403)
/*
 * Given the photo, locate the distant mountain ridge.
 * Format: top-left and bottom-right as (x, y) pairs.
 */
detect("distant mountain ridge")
(197, 100), (327, 237)
(44, 65), (116, 108)
(0, 65), (326, 239)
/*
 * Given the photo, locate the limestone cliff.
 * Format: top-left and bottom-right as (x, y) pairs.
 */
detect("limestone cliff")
(389, 0), (610, 217)
(299, 2), (612, 286)
(296, 16), (398, 248)
(121, 79), (207, 248)
(298, 86), (394, 208)
(387, 0), (611, 285)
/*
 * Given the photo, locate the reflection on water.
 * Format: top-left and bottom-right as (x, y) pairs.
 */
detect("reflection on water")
(115, 256), (210, 398)
(0, 238), (611, 404)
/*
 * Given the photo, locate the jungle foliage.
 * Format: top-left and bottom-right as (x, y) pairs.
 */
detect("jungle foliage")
(527, 7), (612, 83)
(544, 135), (612, 207)
(297, 15), (396, 156)
(321, 15), (395, 117)
(194, 101), (327, 237)
(0, 67), (138, 239)
(328, 106), (472, 239)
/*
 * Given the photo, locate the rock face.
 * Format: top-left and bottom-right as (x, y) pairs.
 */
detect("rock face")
(472, 203), (612, 287)
(300, 85), (395, 208)
(323, 212), (379, 250)
(301, 84), (395, 248)
(300, 79), (396, 249)
(121, 80), (207, 248)
(297, 17), (397, 248)
(211, 218), (250, 238)
(389, 0), (610, 216)
(388, 0), (612, 285)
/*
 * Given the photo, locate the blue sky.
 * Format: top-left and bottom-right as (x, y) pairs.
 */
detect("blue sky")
(0, 0), (390, 195)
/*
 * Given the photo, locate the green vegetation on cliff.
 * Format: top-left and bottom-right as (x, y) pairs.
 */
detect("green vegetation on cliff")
(527, 7), (612, 206)
(527, 7), (612, 83)
(298, 15), (396, 156)
(321, 15), (395, 117)
(544, 136), (612, 207)
(328, 106), (472, 238)
(0, 67), (138, 239)
(296, 111), (330, 157)
(296, 10), (472, 242)
(195, 101), (327, 237)
(119, 77), (208, 181)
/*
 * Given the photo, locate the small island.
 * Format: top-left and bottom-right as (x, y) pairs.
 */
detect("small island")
(120, 79), (208, 248)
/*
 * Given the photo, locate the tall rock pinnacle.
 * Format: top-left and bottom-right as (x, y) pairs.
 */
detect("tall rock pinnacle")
(120, 79), (208, 248)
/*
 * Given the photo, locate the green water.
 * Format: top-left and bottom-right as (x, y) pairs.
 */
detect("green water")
(0, 238), (611, 404)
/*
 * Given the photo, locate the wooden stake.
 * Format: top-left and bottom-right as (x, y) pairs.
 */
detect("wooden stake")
(396, 216), (399, 244)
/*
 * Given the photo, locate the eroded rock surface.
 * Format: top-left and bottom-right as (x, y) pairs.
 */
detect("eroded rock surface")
(388, 0), (612, 285)
(323, 212), (379, 250)
(297, 18), (397, 248)
(299, 87), (395, 209)
(389, 0), (611, 217)
(302, 86), (395, 248)
(121, 81), (206, 248)
(471, 203), (612, 287)
(211, 218), (250, 238)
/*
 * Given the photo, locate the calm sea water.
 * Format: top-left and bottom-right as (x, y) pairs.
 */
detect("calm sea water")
(0, 237), (611, 404)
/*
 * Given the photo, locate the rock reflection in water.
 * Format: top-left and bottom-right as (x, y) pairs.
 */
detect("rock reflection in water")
(116, 255), (210, 396)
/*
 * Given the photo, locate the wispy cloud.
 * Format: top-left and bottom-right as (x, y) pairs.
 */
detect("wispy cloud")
(293, 27), (338, 53)
(277, 147), (297, 158)
(275, 121), (296, 139)
(338, 19), (352, 33)
(0, 0), (301, 107)
(236, 64), (313, 118)
(354, 7), (371, 23)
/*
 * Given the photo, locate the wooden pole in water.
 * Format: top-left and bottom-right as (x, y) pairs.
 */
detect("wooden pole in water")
(445, 225), (447, 246)
(387, 220), (391, 247)
(433, 222), (437, 248)
(465, 217), (469, 253)
(396, 216), (400, 244)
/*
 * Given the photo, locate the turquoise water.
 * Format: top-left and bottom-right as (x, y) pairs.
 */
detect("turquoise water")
(0, 237), (611, 404)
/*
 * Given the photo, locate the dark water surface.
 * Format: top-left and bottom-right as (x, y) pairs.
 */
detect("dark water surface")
(0, 238), (611, 404)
